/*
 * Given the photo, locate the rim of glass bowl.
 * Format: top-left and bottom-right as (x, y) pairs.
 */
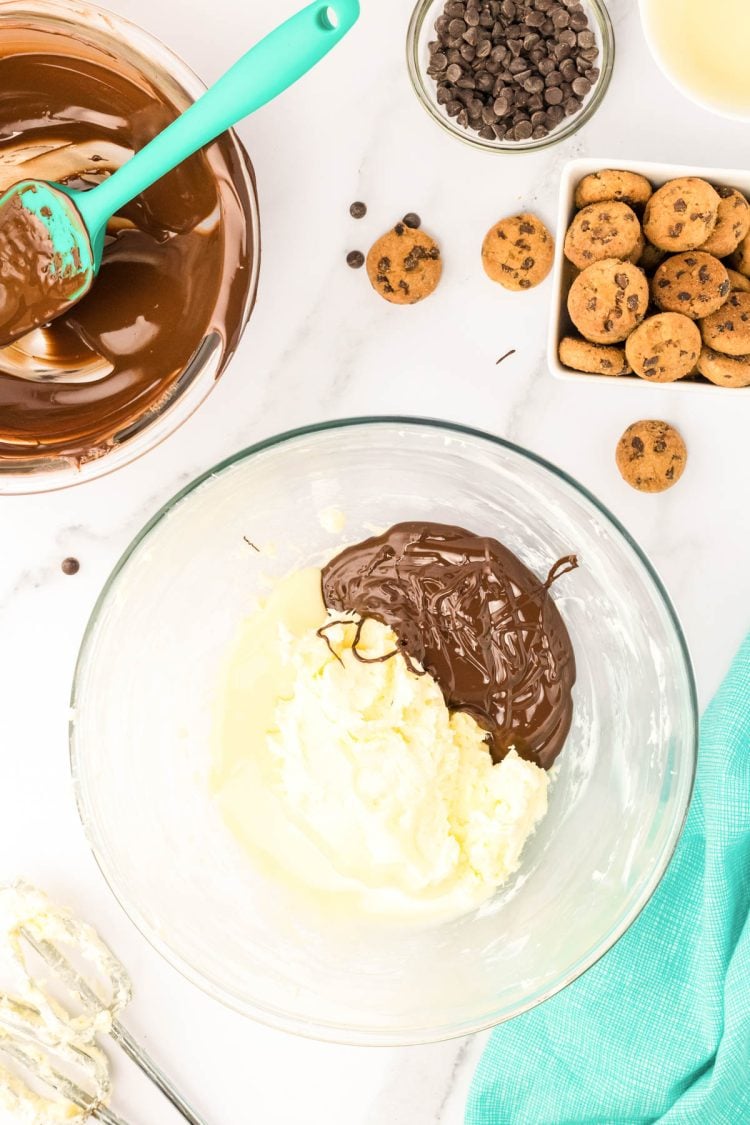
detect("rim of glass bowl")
(70, 416), (697, 1046)
(406, 0), (615, 154)
(0, 0), (260, 497)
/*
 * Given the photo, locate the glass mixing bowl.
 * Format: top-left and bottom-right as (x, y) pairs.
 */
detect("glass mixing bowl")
(70, 418), (697, 1045)
(0, 0), (260, 495)
(407, 0), (614, 154)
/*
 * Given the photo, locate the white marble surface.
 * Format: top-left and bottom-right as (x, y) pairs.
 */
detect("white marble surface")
(1, 0), (750, 1122)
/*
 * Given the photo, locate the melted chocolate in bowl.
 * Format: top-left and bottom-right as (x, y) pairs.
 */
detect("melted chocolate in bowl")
(322, 522), (578, 769)
(0, 15), (258, 472)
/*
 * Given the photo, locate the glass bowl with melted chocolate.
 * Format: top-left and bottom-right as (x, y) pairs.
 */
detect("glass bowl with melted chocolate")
(71, 417), (697, 1045)
(0, 0), (259, 493)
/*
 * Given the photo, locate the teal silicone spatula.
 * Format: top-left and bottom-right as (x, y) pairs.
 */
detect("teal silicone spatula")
(0, 0), (359, 348)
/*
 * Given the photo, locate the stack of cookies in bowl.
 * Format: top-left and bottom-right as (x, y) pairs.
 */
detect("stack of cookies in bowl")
(553, 164), (750, 390)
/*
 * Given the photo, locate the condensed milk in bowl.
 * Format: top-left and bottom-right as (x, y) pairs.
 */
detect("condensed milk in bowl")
(640, 0), (750, 121)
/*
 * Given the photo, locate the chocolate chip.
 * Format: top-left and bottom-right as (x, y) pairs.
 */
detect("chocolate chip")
(62, 557), (80, 575)
(402, 212), (421, 229)
(523, 75), (545, 93)
(349, 201), (367, 219)
(673, 198), (687, 213)
(631, 437), (644, 453)
(626, 294), (639, 310)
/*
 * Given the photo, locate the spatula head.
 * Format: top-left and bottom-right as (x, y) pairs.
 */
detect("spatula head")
(0, 178), (94, 347)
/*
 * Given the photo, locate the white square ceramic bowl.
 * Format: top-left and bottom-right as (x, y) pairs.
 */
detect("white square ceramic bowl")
(548, 156), (750, 395)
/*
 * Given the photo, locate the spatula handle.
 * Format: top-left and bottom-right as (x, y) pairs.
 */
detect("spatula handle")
(76, 0), (359, 232)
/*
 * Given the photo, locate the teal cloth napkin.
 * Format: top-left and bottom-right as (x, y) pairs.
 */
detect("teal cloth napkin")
(467, 632), (750, 1125)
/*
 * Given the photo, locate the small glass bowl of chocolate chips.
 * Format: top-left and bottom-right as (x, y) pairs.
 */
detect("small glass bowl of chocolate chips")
(407, 0), (614, 152)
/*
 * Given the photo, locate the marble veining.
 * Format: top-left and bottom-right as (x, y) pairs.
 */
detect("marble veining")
(1, 1), (749, 1122)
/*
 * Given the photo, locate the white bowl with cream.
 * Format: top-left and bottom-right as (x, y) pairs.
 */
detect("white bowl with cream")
(639, 0), (750, 122)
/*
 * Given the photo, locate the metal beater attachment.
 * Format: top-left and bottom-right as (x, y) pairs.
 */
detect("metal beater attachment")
(0, 882), (208, 1125)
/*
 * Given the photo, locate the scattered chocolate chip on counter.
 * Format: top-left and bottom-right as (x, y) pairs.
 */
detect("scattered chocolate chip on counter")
(349, 201), (367, 219)
(61, 557), (80, 575)
(402, 212), (422, 229)
(427, 0), (600, 144)
(346, 250), (365, 269)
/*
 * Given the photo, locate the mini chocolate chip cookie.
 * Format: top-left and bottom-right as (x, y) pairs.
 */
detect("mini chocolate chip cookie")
(567, 258), (649, 344)
(629, 232), (646, 265)
(558, 336), (631, 376)
(574, 169), (653, 211)
(643, 177), (720, 252)
(616, 420), (687, 493)
(727, 231), (750, 278)
(697, 347), (750, 388)
(366, 224), (442, 304)
(625, 312), (701, 382)
(727, 268), (750, 293)
(637, 240), (668, 274)
(651, 251), (730, 318)
(699, 291), (750, 355)
(699, 186), (750, 257)
(564, 202), (642, 270)
(482, 213), (554, 291)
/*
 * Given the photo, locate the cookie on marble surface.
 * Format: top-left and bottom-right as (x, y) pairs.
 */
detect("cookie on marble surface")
(727, 230), (750, 278)
(699, 291), (750, 355)
(726, 268), (750, 293)
(366, 224), (442, 304)
(564, 202), (642, 270)
(481, 212), (554, 291)
(698, 187), (750, 257)
(616, 420), (687, 493)
(643, 178), (720, 252)
(574, 169), (653, 211)
(625, 312), (701, 382)
(651, 251), (730, 318)
(558, 336), (631, 376)
(567, 258), (649, 344)
(697, 347), (750, 388)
